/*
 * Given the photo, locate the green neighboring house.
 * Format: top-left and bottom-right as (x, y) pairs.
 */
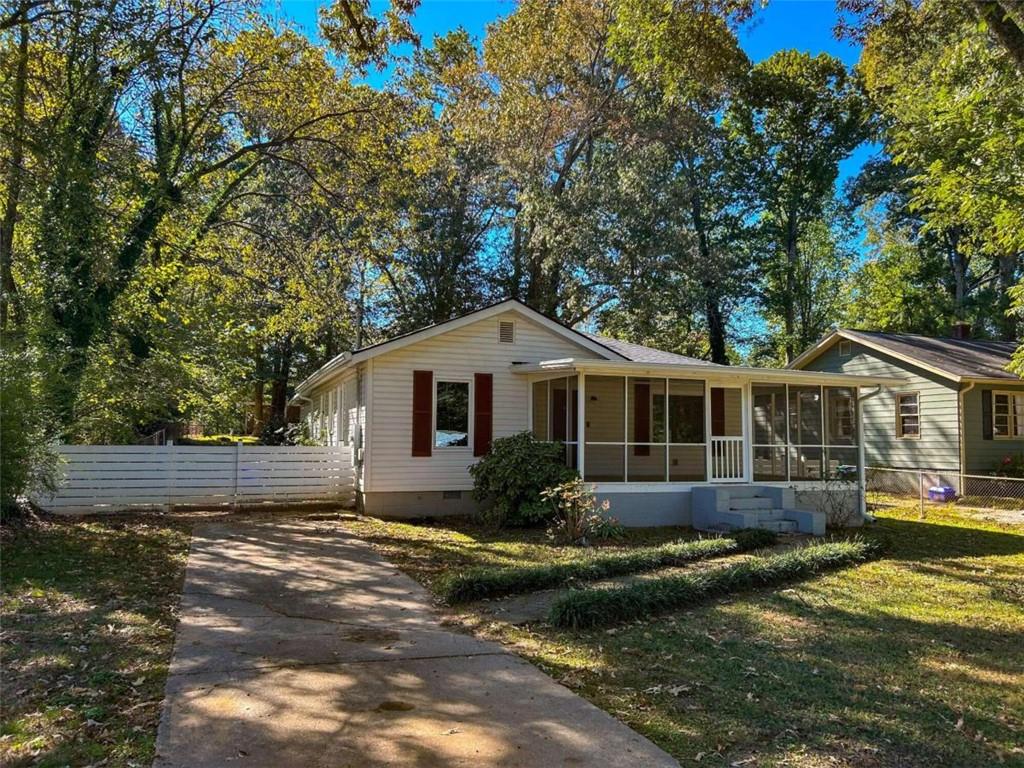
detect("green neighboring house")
(790, 329), (1024, 478)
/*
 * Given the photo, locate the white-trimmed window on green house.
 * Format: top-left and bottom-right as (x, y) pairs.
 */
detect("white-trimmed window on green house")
(993, 392), (1024, 438)
(896, 392), (919, 439)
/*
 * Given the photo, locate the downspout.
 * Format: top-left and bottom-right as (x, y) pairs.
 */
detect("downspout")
(857, 385), (883, 521)
(958, 380), (975, 495)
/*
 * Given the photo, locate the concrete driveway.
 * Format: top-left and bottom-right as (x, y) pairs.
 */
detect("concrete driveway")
(154, 517), (678, 767)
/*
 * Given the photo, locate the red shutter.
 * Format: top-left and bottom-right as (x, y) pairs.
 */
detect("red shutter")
(552, 387), (567, 442)
(412, 370), (433, 457)
(634, 381), (650, 456)
(474, 373), (493, 456)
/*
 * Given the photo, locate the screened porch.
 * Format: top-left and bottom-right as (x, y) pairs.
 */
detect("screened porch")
(527, 373), (861, 485)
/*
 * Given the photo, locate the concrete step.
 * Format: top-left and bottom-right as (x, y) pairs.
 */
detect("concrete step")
(756, 519), (799, 533)
(754, 508), (787, 521)
(729, 496), (773, 511)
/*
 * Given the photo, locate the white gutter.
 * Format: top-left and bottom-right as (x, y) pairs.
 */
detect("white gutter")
(958, 380), (976, 491)
(510, 358), (904, 387)
(857, 385), (884, 521)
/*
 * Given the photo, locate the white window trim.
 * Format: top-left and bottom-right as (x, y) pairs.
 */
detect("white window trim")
(896, 391), (920, 440)
(433, 377), (473, 450)
(992, 390), (1024, 439)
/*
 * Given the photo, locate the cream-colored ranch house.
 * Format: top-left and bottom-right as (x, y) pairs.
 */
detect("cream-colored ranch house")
(291, 300), (899, 533)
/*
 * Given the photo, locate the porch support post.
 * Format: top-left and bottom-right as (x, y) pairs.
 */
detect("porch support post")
(704, 381), (713, 482)
(577, 372), (586, 480)
(857, 387), (867, 519)
(743, 381), (753, 483)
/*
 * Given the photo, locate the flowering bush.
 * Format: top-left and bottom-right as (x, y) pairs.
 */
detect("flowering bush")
(542, 478), (615, 546)
(993, 453), (1024, 478)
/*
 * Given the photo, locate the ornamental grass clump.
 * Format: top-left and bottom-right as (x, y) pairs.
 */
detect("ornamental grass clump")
(548, 537), (883, 630)
(436, 529), (778, 604)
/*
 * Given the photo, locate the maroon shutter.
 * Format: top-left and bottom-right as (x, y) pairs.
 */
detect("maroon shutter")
(474, 373), (493, 456)
(634, 381), (650, 456)
(552, 387), (567, 441)
(412, 370), (433, 457)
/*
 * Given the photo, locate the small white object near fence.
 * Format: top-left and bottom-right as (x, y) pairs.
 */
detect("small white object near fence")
(35, 444), (355, 514)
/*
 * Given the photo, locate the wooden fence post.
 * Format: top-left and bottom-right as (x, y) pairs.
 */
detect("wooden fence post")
(234, 441), (242, 511)
(167, 439), (175, 514)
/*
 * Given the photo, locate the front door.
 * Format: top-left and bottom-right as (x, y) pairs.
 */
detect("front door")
(709, 386), (745, 482)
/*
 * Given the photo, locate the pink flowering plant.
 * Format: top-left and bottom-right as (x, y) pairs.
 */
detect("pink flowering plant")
(542, 478), (619, 546)
(993, 453), (1024, 478)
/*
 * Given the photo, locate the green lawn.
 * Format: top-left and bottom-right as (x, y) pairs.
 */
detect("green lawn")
(344, 508), (1024, 767)
(0, 516), (191, 767)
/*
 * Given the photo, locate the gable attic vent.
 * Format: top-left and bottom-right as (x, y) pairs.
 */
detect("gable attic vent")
(839, 340), (852, 357)
(498, 320), (515, 344)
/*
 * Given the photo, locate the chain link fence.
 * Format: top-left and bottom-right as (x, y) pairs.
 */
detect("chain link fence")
(866, 466), (1024, 516)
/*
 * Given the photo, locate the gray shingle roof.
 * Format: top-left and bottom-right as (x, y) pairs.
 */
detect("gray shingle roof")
(580, 332), (722, 367)
(844, 330), (1020, 381)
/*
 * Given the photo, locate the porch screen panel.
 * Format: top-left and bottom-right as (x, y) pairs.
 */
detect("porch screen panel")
(790, 446), (823, 480)
(585, 376), (625, 442)
(826, 387), (856, 446)
(789, 386), (823, 480)
(669, 445), (705, 481)
(584, 376), (625, 482)
(789, 386), (823, 445)
(753, 385), (787, 481)
(585, 445), (625, 482)
(667, 380), (704, 443)
(826, 447), (858, 479)
(627, 445), (666, 481)
(627, 377), (666, 463)
(551, 378), (568, 442)
(531, 381), (549, 441)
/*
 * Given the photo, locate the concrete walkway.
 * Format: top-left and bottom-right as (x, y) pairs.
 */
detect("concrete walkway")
(154, 517), (678, 767)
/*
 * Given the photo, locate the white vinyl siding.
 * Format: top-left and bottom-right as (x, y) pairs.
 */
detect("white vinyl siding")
(365, 310), (603, 492)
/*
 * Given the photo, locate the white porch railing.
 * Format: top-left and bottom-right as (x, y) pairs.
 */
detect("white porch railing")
(710, 436), (745, 482)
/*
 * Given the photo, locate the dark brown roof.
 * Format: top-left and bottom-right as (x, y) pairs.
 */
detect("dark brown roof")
(579, 332), (721, 367)
(843, 330), (1020, 381)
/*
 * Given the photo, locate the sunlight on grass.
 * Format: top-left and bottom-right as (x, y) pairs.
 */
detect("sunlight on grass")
(1, 516), (191, 768)
(349, 505), (1024, 767)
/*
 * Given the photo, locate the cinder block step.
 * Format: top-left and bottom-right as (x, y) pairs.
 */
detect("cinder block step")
(729, 496), (772, 511)
(754, 509), (787, 522)
(756, 519), (798, 534)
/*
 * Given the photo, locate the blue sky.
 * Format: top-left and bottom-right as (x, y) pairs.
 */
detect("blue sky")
(271, 0), (876, 184)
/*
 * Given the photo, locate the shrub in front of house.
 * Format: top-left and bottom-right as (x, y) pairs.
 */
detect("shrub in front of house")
(469, 431), (577, 526)
(543, 477), (615, 546)
(548, 537), (883, 630)
(436, 531), (779, 604)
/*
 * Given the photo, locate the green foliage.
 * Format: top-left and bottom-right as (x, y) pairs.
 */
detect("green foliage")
(731, 527), (779, 550)
(469, 432), (577, 527)
(548, 538), (882, 629)
(438, 536), (736, 604)
(542, 477), (612, 546)
(0, 348), (58, 515)
(992, 452), (1024, 478)
(437, 531), (777, 604)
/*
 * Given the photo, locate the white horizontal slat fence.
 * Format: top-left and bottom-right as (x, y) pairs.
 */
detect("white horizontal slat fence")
(35, 444), (355, 514)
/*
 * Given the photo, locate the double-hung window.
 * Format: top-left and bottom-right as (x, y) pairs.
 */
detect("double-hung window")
(435, 380), (470, 448)
(896, 393), (920, 439)
(993, 392), (1024, 438)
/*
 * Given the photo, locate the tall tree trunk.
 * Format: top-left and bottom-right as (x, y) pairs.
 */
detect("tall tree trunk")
(269, 336), (293, 420)
(252, 380), (265, 435)
(0, 22), (29, 336)
(783, 212), (799, 363)
(686, 172), (729, 364)
(996, 252), (1021, 339)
